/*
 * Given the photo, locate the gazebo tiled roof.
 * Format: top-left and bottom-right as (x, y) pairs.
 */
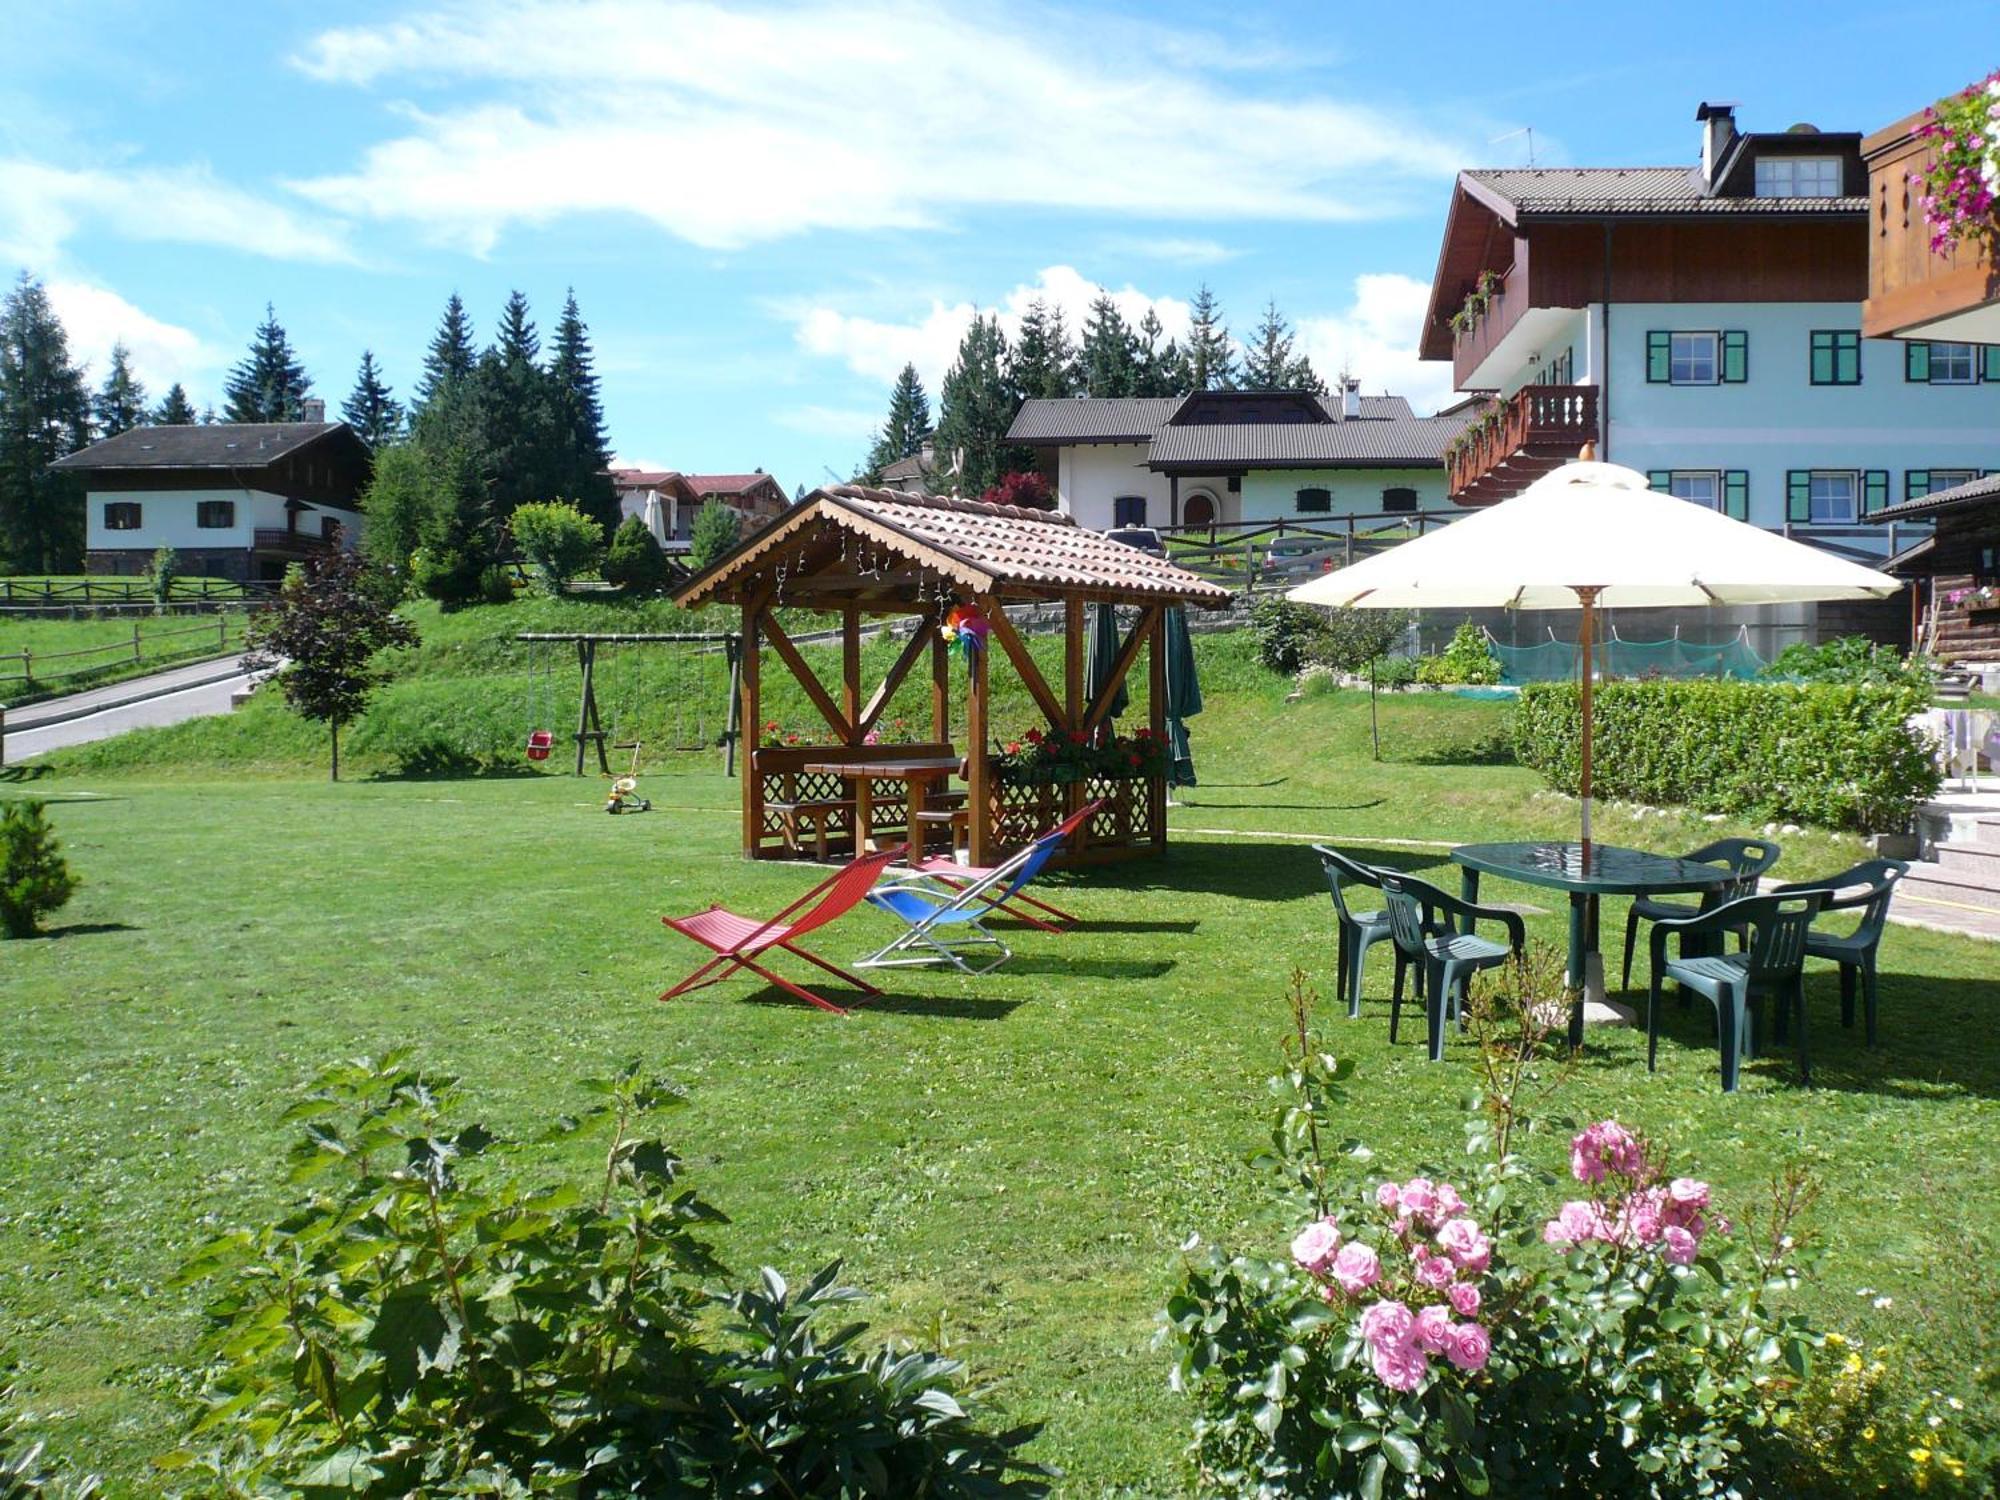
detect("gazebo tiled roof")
(674, 484), (1232, 609)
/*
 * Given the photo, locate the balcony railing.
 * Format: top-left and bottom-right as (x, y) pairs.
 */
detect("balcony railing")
(1447, 385), (1597, 503)
(1450, 266), (1528, 391)
(253, 529), (337, 553)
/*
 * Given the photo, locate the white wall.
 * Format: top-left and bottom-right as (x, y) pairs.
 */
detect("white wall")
(1055, 445), (1458, 530)
(85, 488), (363, 551)
(1056, 443), (1171, 530)
(1595, 302), (2000, 529)
(1238, 466), (1455, 522)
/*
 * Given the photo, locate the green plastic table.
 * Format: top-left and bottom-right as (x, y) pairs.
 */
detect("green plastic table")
(1449, 842), (1740, 1048)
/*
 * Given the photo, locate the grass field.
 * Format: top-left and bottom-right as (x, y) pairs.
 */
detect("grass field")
(4, 619), (1998, 1495)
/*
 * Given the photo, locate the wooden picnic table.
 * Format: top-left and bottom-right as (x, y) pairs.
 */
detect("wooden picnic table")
(804, 754), (964, 854)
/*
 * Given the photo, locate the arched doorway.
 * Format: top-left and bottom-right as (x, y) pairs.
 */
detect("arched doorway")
(1183, 490), (1219, 530)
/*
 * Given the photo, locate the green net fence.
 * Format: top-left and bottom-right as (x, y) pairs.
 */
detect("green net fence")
(1484, 627), (1768, 685)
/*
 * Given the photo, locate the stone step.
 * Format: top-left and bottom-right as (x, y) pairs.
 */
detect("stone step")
(1934, 840), (2000, 879)
(1900, 866), (2000, 913)
(1978, 818), (2000, 850)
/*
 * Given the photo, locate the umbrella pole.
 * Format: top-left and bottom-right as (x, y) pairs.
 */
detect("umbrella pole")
(1576, 586), (1601, 868)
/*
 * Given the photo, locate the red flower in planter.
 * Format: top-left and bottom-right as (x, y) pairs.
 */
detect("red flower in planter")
(1006, 741), (1022, 754)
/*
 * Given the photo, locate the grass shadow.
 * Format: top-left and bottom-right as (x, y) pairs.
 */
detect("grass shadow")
(37, 921), (140, 940)
(1065, 918), (1201, 935)
(1173, 797), (1387, 814)
(998, 956), (1177, 980)
(1110, 839), (1457, 904)
(0, 765), (55, 784)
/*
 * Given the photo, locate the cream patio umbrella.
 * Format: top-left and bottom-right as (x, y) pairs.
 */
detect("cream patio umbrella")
(642, 490), (670, 547)
(1287, 459), (1901, 859)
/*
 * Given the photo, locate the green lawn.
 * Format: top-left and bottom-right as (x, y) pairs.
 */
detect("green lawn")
(4, 638), (1998, 1496)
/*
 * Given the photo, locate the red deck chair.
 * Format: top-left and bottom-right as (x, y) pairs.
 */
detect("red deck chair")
(660, 847), (903, 1015)
(899, 799), (1103, 932)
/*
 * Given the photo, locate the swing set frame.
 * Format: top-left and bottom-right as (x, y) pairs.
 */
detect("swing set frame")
(514, 631), (743, 777)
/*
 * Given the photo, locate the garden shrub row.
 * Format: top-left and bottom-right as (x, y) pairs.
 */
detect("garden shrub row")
(1512, 678), (1939, 831)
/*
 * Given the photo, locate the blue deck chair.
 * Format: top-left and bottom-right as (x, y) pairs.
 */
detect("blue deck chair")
(854, 824), (1074, 974)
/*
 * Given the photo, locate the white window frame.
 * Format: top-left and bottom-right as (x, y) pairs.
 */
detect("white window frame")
(1930, 343), (1977, 384)
(1808, 470), (1858, 525)
(1929, 469), (1978, 494)
(1668, 471), (1721, 511)
(1754, 156), (1843, 198)
(1669, 331), (1719, 385)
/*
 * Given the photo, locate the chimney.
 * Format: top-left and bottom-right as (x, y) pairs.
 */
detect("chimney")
(1695, 100), (1738, 190)
(299, 397), (326, 423)
(1341, 378), (1361, 420)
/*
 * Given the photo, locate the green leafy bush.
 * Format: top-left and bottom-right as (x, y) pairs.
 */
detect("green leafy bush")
(1513, 678), (1939, 830)
(1414, 622), (1501, 686)
(0, 801), (78, 939)
(1250, 596), (1327, 676)
(603, 513), (670, 593)
(1765, 634), (1935, 690)
(1309, 609), (1411, 676)
(477, 562), (516, 606)
(167, 1052), (1049, 1497)
(689, 498), (743, 572)
(509, 500), (605, 594)
(146, 545), (181, 609)
(408, 544), (484, 609)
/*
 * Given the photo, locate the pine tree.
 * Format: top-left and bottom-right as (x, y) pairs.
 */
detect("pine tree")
(931, 315), (1019, 497)
(416, 293), (477, 412)
(1133, 308), (1190, 397)
(222, 303), (312, 422)
(0, 274), (93, 572)
(1076, 294), (1140, 397)
(1241, 299), (1303, 391)
(93, 342), (148, 437)
(471, 292), (561, 526)
(155, 382), (197, 425)
(1006, 298), (1078, 402)
(341, 350), (404, 448)
(495, 290), (539, 364)
(1184, 283), (1235, 392)
(689, 498), (742, 572)
(864, 363), (930, 479)
(546, 290), (617, 533)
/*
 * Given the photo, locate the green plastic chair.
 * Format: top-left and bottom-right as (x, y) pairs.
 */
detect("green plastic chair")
(1771, 859), (1908, 1046)
(1378, 872), (1524, 1063)
(1646, 891), (1823, 1093)
(1312, 845), (1402, 1019)
(1619, 837), (1782, 991)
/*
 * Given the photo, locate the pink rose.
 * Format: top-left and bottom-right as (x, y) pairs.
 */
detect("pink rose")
(1291, 1219), (1341, 1275)
(1570, 1120), (1647, 1185)
(1370, 1336), (1430, 1392)
(1445, 1321), (1491, 1373)
(1436, 1217), (1491, 1274)
(1448, 1282), (1482, 1317)
(1625, 1189), (1665, 1246)
(1331, 1240), (1382, 1297)
(1400, 1178), (1439, 1221)
(1414, 1253), (1455, 1289)
(1435, 1182), (1466, 1217)
(1662, 1226), (1698, 1266)
(1414, 1303), (1454, 1353)
(1545, 1200), (1605, 1246)
(1668, 1178), (1710, 1210)
(1375, 1181), (1401, 1211)
(1358, 1298), (1413, 1349)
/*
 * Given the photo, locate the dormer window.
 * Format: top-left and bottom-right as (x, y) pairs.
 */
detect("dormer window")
(1753, 156), (1842, 198)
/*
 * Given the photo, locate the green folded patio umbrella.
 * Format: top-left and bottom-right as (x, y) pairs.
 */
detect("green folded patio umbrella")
(1163, 605), (1203, 787)
(1087, 603), (1128, 722)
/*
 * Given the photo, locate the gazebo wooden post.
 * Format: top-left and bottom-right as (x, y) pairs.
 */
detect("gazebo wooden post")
(965, 625), (992, 866)
(1064, 597), (1085, 824)
(1147, 605), (1168, 851)
(930, 624), (950, 742)
(841, 605), (862, 745)
(740, 600), (764, 857)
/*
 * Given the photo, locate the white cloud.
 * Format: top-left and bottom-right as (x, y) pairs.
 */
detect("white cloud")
(45, 280), (224, 394)
(787, 264), (1188, 393)
(0, 158), (355, 268)
(1100, 236), (1244, 267)
(1296, 273), (1457, 415)
(288, 0), (1468, 252)
(771, 404), (887, 442)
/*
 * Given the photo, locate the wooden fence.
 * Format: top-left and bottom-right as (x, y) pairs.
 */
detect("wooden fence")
(1, 613), (250, 690)
(0, 577), (276, 608)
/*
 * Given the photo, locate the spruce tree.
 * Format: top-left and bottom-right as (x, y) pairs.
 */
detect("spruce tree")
(341, 350), (405, 447)
(864, 363), (931, 479)
(0, 274), (93, 572)
(472, 292), (561, 525)
(1133, 308), (1190, 397)
(223, 303), (312, 422)
(1241, 299), (1303, 391)
(1006, 298), (1078, 402)
(416, 292), (477, 412)
(155, 381), (197, 425)
(93, 342), (148, 437)
(1184, 282), (1235, 391)
(546, 290), (617, 533)
(1076, 294), (1140, 397)
(931, 315), (1019, 497)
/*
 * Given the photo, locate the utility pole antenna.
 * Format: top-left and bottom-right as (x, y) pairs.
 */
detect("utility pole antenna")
(1490, 126), (1537, 166)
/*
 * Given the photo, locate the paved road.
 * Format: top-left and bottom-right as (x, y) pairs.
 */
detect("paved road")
(4, 656), (258, 760)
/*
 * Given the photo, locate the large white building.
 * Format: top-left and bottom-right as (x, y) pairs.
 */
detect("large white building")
(1007, 386), (1475, 534)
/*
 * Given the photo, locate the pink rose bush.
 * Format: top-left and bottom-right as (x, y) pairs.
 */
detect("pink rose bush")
(1544, 1119), (1727, 1269)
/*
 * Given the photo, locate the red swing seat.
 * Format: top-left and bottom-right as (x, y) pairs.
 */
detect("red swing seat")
(525, 729), (554, 762)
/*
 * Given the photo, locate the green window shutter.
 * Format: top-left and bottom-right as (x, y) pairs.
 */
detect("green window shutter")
(1646, 331), (1671, 382)
(1723, 470), (1749, 521)
(1984, 345), (2000, 382)
(1646, 469), (1673, 493)
(1721, 330), (1748, 383)
(1906, 342), (1931, 382)
(1786, 470), (1813, 524)
(1810, 333), (1833, 385)
(1906, 469), (1931, 501)
(1862, 470), (1889, 516)
(1839, 332), (1861, 384)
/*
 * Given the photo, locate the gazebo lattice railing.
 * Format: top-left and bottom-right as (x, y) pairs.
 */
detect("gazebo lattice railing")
(672, 485), (1231, 866)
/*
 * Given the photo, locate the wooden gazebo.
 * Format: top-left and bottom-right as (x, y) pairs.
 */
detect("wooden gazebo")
(673, 485), (1232, 865)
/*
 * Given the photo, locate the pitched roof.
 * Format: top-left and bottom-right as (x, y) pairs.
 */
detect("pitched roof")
(675, 484), (1232, 610)
(50, 422), (363, 472)
(685, 472), (779, 495)
(1149, 405), (1474, 471)
(1872, 470), (2000, 521)
(1463, 165), (1865, 217)
(1008, 397), (1185, 443)
(608, 467), (681, 488)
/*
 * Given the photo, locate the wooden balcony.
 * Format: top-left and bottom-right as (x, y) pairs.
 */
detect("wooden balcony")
(1450, 265), (1529, 392)
(1862, 107), (2000, 341)
(1447, 385), (1598, 504)
(253, 528), (337, 554)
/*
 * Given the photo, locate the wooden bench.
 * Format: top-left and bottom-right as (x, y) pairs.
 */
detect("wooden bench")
(767, 797), (855, 860)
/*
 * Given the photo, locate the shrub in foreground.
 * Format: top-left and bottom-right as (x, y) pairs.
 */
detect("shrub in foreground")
(1251, 597), (1327, 676)
(167, 1053), (1048, 1497)
(510, 500), (605, 594)
(1512, 677), (1938, 830)
(0, 801), (77, 939)
(603, 513), (671, 592)
(1764, 634), (1934, 690)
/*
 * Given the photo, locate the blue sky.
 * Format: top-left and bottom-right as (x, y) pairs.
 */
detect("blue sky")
(4, 0), (1989, 493)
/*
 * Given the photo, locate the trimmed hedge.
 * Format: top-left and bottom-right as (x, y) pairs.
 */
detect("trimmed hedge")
(1512, 679), (1940, 831)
